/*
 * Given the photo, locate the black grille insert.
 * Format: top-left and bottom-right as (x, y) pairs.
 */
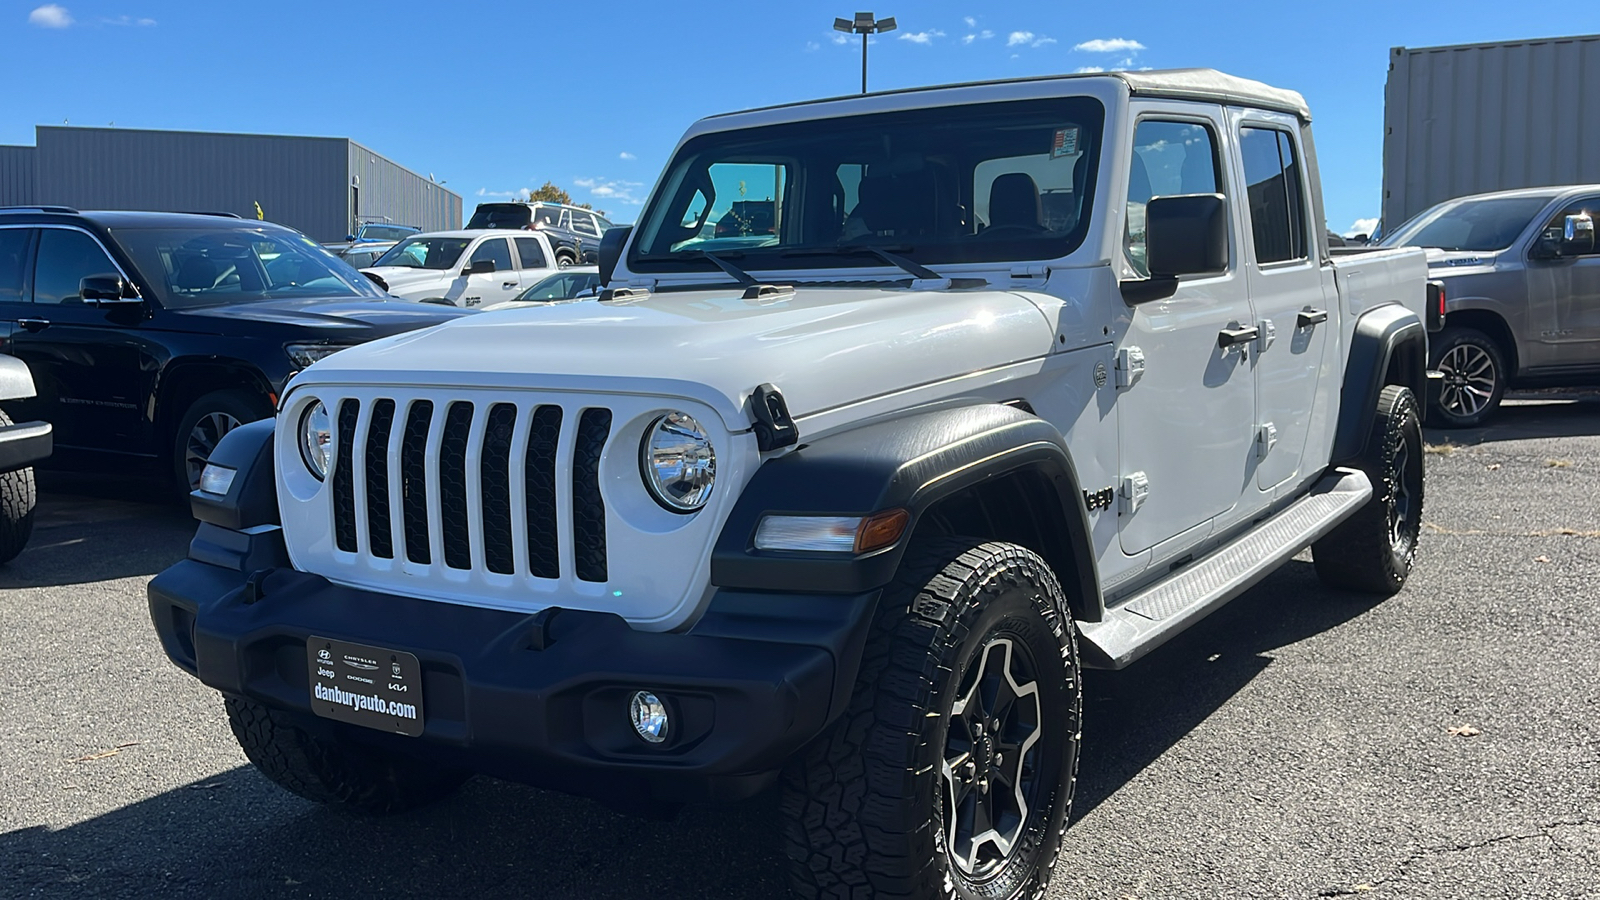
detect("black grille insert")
(525, 405), (562, 579)
(364, 399), (396, 559)
(572, 408), (611, 583)
(400, 400), (434, 564)
(480, 403), (517, 575)
(440, 401), (474, 570)
(332, 399), (360, 553)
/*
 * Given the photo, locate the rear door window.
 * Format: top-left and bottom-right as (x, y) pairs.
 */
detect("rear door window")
(0, 229), (33, 303)
(1240, 127), (1308, 265)
(513, 237), (547, 269)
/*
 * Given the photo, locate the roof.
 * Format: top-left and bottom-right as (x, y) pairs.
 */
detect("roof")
(410, 228), (539, 238)
(0, 208), (295, 229)
(706, 67), (1311, 122)
(1430, 184), (1600, 205)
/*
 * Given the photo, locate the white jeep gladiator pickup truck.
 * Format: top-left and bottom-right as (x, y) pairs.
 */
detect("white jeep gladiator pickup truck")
(150, 69), (1439, 900)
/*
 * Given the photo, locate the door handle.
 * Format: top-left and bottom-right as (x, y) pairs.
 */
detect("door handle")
(502, 281), (518, 288)
(1217, 324), (1259, 348)
(1296, 308), (1328, 328)
(15, 318), (50, 333)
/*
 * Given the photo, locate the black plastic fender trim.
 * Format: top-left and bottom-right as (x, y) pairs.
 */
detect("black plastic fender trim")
(1332, 304), (1426, 466)
(710, 403), (1104, 622)
(189, 418), (279, 531)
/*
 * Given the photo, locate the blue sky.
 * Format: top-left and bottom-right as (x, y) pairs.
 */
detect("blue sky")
(4, 1), (1596, 235)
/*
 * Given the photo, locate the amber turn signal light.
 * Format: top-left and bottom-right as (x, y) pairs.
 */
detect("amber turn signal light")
(855, 509), (910, 554)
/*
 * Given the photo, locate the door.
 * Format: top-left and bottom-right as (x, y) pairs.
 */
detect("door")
(460, 237), (519, 308)
(0, 227), (33, 418)
(1528, 196), (1600, 368)
(1234, 117), (1330, 491)
(513, 236), (550, 281)
(13, 226), (147, 452)
(1116, 109), (1258, 556)
(570, 213), (601, 262)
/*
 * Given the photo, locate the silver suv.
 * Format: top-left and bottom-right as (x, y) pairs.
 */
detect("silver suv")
(1380, 185), (1600, 426)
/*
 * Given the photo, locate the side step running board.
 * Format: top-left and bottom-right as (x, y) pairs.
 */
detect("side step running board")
(1077, 468), (1373, 670)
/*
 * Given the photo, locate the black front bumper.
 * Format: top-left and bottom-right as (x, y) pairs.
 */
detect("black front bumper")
(148, 525), (878, 803)
(0, 418), (50, 472)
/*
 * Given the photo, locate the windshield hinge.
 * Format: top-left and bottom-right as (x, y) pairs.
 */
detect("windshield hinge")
(1010, 264), (1049, 283)
(750, 383), (799, 451)
(599, 286), (651, 304)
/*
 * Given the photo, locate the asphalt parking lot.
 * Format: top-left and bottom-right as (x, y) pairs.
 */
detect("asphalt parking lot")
(3, 397), (1598, 900)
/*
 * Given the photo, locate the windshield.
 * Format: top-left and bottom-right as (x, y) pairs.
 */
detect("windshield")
(516, 271), (601, 302)
(372, 236), (472, 269)
(1381, 195), (1553, 252)
(630, 97), (1104, 274)
(116, 227), (384, 309)
(467, 204), (532, 230)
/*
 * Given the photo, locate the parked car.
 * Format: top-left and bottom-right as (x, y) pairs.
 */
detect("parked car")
(338, 240), (398, 270)
(0, 207), (464, 491)
(0, 355), (51, 563)
(322, 222), (420, 258)
(1378, 185), (1599, 426)
(363, 229), (556, 307)
(477, 266), (601, 311)
(466, 201), (613, 267)
(150, 70), (1435, 899)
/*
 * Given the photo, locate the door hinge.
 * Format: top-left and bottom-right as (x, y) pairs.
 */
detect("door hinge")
(1120, 471), (1150, 515)
(1257, 422), (1278, 459)
(1115, 346), (1146, 389)
(1009, 264), (1048, 282)
(1257, 318), (1276, 352)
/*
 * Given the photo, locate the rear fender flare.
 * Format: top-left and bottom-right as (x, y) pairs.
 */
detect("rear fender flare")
(1333, 304), (1426, 465)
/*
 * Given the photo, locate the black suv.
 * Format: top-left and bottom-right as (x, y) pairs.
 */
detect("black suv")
(465, 202), (613, 267)
(0, 208), (464, 491)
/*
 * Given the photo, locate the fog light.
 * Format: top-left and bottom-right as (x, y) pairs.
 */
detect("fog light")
(198, 463), (236, 496)
(629, 691), (669, 744)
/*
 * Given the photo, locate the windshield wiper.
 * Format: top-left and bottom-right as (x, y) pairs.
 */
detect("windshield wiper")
(780, 245), (943, 281)
(681, 249), (757, 286)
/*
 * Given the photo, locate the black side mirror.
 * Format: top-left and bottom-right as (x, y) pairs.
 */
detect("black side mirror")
(463, 259), (495, 275)
(1122, 194), (1227, 304)
(79, 273), (140, 306)
(346, 233), (357, 241)
(598, 225), (632, 287)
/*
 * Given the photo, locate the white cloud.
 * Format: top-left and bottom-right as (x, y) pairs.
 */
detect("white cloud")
(963, 15), (976, 27)
(1074, 38), (1146, 53)
(618, 151), (636, 161)
(1007, 31), (1055, 49)
(1345, 217), (1379, 238)
(575, 177), (647, 206)
(831, 32), (850, 45)
(962, 29), (993, 45)
(899, 29), (944, 44)
(100, 14), (155, 26)
(476, 187), (532, 200)
(805, 40), (820, 51)
(1075, 66), (1105, 74)
(28, 4), (73, 27)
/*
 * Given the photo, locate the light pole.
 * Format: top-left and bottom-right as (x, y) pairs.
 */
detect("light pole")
(834, 12), (896, 94)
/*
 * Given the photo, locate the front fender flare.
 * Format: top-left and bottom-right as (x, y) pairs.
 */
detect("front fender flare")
(711, 403), (1102, 621)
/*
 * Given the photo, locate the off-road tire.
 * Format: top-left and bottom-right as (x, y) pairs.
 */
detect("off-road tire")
(1313, 385), (1424, 594)
(1429, 326), (1506, 427)
(172, 389), (272, 494)
(556, 254), (576, 269)
(781, 539), (1081, 900)
(225, 695), (470, 814)
(0, 411), (36, 565)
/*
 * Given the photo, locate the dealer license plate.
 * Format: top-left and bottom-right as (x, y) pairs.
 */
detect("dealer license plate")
(307, 637), (425, 737)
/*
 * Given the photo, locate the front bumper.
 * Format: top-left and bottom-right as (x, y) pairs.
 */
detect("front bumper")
(0, 418), (51, 472)
(148, 525), (877, 803)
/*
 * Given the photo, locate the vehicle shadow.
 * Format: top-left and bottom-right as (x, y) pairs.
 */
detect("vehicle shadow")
(1071, 557), (1384, 822)
(0, 474), (193, 589)
(1424, 395), (1600, 446)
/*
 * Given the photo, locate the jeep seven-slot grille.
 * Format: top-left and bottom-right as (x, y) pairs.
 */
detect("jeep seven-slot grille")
(329, 397), (612, 582)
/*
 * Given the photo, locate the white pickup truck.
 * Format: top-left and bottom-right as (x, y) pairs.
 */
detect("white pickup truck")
(361, 229), (556, 307)
(152, 69), (1439, 900)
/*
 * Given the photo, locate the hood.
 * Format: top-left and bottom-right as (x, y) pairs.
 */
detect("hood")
(1423, 247), (1499, 272)
(303, 285), (1057, 429)
(171, 296), (466, 335)
(362, 266), (454, 287)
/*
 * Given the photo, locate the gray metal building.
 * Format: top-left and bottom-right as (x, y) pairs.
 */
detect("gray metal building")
(0, 125), (460, 242)
(1382, 33), (1600, 231)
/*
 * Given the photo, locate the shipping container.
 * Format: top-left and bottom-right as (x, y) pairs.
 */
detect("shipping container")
(1381, 33), (1600, 235)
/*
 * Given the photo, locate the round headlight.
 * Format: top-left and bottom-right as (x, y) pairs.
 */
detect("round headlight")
(299, 401), (333, 480)
(640, 412), (715, 512)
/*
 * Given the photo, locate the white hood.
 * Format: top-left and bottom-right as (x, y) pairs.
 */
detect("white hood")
(362, 266), (453, 288)
(300, 285), (1058, 430)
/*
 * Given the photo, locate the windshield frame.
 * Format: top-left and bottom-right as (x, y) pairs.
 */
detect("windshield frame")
(114, 224), (386, 309)
(627, 96), (1107, 276)
(1379, 194), (1558, 253)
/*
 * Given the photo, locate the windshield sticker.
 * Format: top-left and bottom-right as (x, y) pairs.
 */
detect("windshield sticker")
(1051, 127), (1080, 160)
